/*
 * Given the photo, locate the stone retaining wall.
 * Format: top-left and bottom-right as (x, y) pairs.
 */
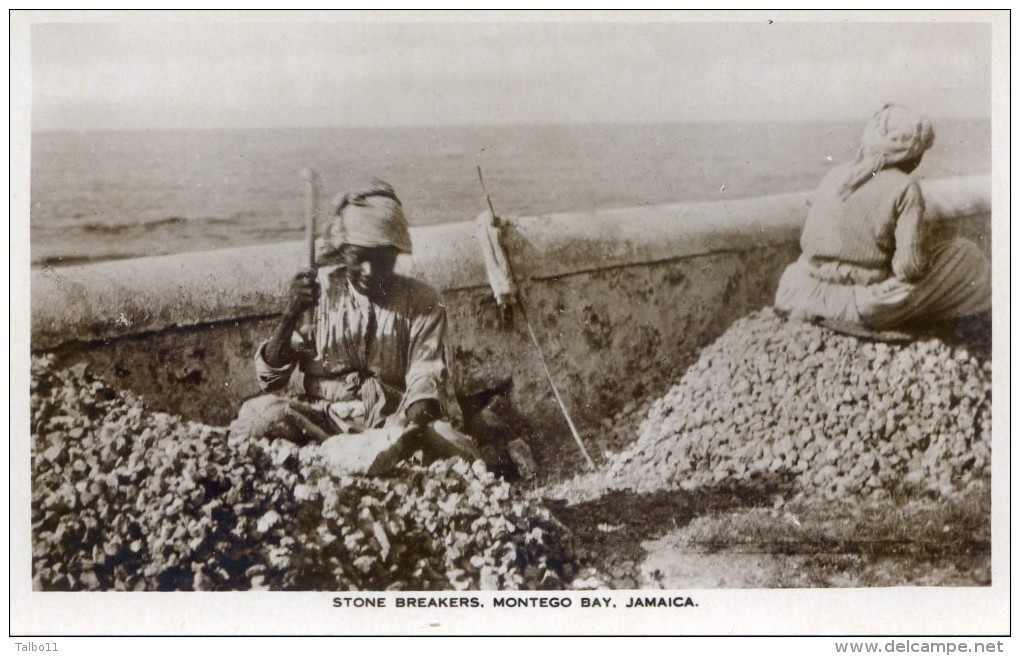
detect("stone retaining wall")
(31, 175), (991, 475)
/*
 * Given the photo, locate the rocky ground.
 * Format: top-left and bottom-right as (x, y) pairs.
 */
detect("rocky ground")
(30, 356), (596, 591)
(544, 308), (992, 588)
(30, 309), (993, 590)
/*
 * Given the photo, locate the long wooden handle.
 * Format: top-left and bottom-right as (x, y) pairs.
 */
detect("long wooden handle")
(301, 168), (320, 268)
(518, 297), (597, 470)
(475, 164), (596, 471)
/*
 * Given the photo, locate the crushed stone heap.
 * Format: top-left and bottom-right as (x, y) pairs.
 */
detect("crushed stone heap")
(564, 309), (991, 502)
(30, 356), (590, 592)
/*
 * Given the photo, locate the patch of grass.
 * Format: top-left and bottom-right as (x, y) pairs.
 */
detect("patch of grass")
(547, 480), (990, 588)
(678, 485), (990, 559)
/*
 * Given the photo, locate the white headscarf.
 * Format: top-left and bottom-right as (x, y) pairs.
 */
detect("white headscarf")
(320, 178), (413, 258)
(838, 104), (935, 199)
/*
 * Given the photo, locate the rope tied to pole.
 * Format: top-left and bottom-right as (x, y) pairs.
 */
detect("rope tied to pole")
(474, 165), (597, 471)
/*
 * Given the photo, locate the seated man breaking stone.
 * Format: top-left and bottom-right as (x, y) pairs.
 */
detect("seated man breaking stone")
(232, 178), (479, 471)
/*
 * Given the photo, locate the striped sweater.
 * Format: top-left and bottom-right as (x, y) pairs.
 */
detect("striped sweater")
(800, 166), (929, 285)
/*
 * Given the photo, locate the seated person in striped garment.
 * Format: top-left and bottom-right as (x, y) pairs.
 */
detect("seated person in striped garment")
(775, 104), (991, 337)
(232, 179), (467, 452)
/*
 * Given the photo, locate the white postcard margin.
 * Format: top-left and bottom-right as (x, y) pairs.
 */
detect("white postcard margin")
(6, 9), (1013, 639)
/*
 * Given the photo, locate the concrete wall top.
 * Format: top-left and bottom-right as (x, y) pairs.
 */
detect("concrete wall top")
(31, 175), (989, 350)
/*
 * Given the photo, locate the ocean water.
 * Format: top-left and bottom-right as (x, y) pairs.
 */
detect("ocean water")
(30, 121), (990, 266)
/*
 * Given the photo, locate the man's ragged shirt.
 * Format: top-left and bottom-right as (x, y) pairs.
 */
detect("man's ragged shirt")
(255, 265), (462, 427)
(799, 166), (929, 285)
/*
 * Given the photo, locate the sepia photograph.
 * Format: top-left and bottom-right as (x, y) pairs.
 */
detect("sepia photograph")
(10, 9), (1010, 641)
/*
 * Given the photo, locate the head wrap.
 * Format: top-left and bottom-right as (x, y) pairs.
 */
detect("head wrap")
(837, 104), (935, 199)
(321, 178), (413, 257)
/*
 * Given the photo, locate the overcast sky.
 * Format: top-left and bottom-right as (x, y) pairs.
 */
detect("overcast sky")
(30, 18), (993, 131)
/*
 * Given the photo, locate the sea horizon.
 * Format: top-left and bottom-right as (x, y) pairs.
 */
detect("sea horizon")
(30, 119), (991, 266)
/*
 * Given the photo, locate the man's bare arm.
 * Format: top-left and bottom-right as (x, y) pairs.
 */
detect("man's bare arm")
(264, 268), (319, 367)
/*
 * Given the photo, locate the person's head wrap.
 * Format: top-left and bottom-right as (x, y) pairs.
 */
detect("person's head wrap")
(320, 178), (413, 259)
(837, 104), (935, 199)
